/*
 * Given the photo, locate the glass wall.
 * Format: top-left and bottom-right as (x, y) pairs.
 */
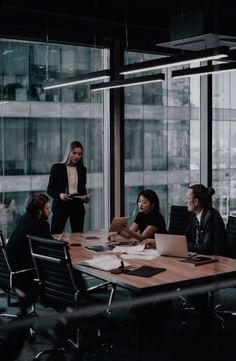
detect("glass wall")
(212, 71), (236, 222)
(0, 39), (109, 237)
(124, 51), (201, 227)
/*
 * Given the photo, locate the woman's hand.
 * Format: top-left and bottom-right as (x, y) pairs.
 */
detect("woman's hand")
(79, 194), (91, 203)
(118, 228), (132, 239)
(107, 233), (118, 243)
(142, 239), (156, 249)
(60, 193), (73, 201)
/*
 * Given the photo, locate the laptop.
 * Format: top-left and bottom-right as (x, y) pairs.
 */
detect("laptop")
(155, 234), (188, 258)
(108, 216), (128, 232)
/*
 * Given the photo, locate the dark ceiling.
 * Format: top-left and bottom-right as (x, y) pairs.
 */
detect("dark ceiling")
(1, 0), (236, 53)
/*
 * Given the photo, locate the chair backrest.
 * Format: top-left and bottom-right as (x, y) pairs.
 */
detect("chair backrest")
(0, 235), (11, 292)
(168, 205), (191, 235)
(226, 216), (236, 259)
(0, 230), (6, 247)
(28, 235), (83, 309)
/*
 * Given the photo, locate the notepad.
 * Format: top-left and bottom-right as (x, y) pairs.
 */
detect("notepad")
(75, 255), (130, 271)
(124, 266), (166, 277)
(180, 256), (218, 266)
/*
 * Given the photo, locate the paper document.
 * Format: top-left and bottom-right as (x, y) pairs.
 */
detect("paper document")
(75, 255), (130, 271)
(112, 244), (145, 254)
(122, 249), (158, 260)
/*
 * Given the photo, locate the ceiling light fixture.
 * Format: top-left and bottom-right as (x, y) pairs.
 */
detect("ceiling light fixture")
(90, 73), (165, 91)
(43, 70), (110, 90)
(172, 61), (236, 79)
(119, 46), (230, 75)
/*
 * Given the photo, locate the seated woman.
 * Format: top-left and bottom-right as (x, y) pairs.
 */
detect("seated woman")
(116, 189), (167, 244)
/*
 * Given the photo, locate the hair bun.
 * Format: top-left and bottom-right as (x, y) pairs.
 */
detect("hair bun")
(208, 187), (215, 196)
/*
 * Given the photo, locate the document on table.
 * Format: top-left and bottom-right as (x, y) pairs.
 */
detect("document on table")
(74, 255), (130, 271)
(111, 244), (145, 254)
(122, 249), (158, 260)
(112, 244), (158, 260)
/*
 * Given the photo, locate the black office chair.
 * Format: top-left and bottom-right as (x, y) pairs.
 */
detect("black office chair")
(168, 205), (191, 235)
(211, 216), (236, 331)
(226, 215), (236, 259)
(28, 235), (116, 360)
(0, 231), (37, 347)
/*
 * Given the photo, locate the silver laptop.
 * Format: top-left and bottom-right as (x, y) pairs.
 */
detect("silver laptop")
(155, 234), (188, 257)
(108, 216), (128, 232)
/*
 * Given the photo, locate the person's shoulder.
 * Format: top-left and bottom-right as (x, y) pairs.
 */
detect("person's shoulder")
(50, 163), (65, 172)
(52, 163), (64, 168)
(152, 210), (165, 219)
(203, 207), (224, 222)
(76, 164), (86, 170)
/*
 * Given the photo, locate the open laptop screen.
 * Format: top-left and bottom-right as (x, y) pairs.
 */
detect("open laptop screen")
(155, 234), (188, 257)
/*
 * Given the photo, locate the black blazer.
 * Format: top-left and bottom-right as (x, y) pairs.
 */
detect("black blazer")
(47, 163), (87, 212)
(185, 206), (228, 256)
(7, 213), (53, 271)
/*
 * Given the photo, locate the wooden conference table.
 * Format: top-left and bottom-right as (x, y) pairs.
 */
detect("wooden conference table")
(64, 230), (236, 296)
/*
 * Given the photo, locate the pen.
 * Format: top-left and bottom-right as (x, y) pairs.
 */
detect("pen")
(186, 252), (198, 259)
(120, 260), (124, 269)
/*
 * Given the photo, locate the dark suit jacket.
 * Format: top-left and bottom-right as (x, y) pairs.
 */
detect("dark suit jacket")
(185, 207), (228, 256)
(47, 163), (87, 212)
(7, 213), (53, 271)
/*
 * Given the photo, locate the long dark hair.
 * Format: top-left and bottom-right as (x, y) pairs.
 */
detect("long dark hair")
(136, 189), (160, 212)
(189, 184), (215, 208)
(61, 141), (84, 166)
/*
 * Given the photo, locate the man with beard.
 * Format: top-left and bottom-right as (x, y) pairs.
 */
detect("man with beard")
(7, 193), (53, 272)
(6, 193), (55, 312)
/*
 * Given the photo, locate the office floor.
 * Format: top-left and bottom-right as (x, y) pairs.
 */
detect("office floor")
(1, 289), (236, 361)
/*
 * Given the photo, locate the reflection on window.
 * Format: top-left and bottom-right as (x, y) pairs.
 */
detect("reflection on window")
(124, 51), (200, 224)
(0, 39), (109, 236)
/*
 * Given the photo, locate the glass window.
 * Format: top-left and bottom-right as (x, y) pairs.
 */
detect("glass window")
(0, 39), (109, 237)
(212, 72), (236, 221)
(124, 51), (200, 226)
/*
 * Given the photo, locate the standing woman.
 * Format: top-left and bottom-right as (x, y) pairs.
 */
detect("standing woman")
(47, 141), (90, 233)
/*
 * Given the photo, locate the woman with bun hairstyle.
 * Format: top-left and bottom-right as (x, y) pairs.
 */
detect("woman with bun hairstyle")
(185, 184), (228, 256)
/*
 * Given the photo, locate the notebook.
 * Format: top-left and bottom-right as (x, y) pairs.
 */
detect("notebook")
(155, 234), (189, 258)
(180, 256), (218, 266)
(124, 266), (166, 277)
(108, 216), (128, 232)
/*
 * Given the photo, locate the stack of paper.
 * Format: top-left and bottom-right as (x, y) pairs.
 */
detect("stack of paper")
(112, 244), (145, 254)
(75, 255), (130, 271)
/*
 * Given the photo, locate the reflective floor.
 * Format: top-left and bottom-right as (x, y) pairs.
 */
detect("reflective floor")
(1, 288), (236, 361)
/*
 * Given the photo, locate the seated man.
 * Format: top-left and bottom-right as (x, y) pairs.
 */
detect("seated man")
(6, 193), (86, 308)
(184, 184), (229, 256)
(7, 193), (53, 272)
(6, 193), (54, 308)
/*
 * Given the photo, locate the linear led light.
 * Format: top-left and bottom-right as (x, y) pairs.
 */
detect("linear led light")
(119, 46), (230, 75)
(172, 61), (236, 79)
(0, 101), (8, 105)
(43, 70), (110, 90)
(90, 73), (165, 91)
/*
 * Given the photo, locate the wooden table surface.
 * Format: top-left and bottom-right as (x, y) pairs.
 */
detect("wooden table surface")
(64, 231), (236, 294)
